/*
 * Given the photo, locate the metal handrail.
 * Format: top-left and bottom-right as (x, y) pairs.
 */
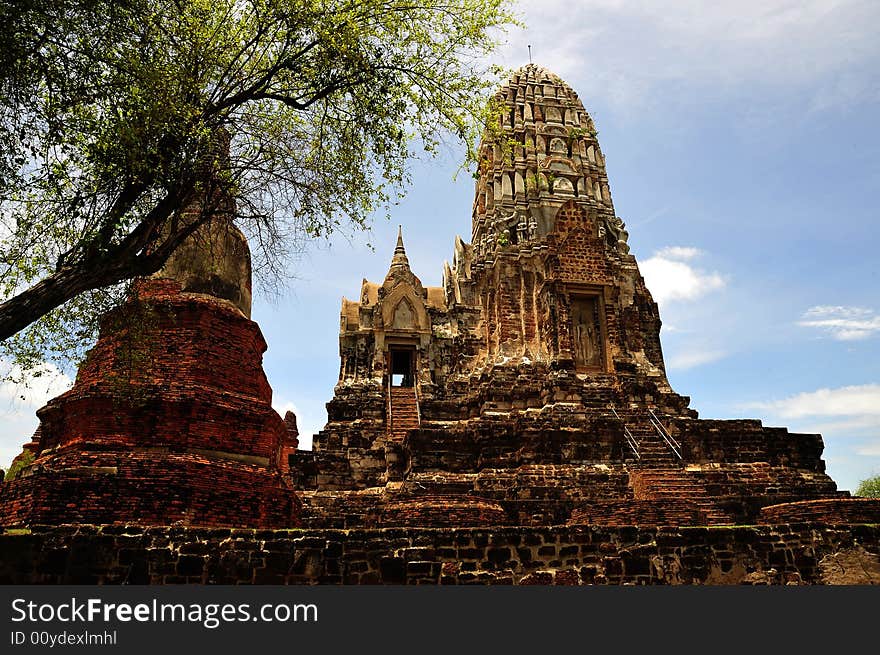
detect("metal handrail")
(648, 408), (682, 459)
(386, 372), (394, 437)
(611, 405), (640, 460)
(413, 378), (421, 426)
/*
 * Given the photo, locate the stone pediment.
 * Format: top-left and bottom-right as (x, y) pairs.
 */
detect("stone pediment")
(380, 283), (429, 333)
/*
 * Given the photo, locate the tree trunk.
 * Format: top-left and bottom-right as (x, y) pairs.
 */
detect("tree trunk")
(0, 184), (205, 342)
(0, 263), (133, 341)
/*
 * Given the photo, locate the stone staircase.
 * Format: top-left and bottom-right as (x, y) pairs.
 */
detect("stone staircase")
(627, 427), (679, 468)
(611, 408), (680, 468)
(615, 408), (734, 525)
(629, 468), (735, 525)
(389, 386), (420, 441)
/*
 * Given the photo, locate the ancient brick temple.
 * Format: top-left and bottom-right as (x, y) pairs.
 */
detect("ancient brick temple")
(0, 63), (877, 586)
(293, 64), (879, 529)
(0, 180), (300, 528)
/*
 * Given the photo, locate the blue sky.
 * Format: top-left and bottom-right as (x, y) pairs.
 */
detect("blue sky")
(2, 1), (878, 493)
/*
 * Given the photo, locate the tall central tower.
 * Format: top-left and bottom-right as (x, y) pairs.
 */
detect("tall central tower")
(293, 64), (843, 530)
(448, 64), (666, 385)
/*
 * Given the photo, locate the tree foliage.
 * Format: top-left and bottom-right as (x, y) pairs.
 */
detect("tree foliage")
(3, 449), (35, 482)
(856, 475), (880, 498)
(0, 0), (515, 377)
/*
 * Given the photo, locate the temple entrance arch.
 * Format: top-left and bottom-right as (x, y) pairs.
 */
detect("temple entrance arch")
(389, 346), (416, 387)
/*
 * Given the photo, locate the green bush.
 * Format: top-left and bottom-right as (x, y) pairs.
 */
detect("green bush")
(855, 475), (880, 498)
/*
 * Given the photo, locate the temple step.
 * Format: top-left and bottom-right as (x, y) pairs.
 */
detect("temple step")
(389, 386), (420, 440)
(629, 468), (735, 526)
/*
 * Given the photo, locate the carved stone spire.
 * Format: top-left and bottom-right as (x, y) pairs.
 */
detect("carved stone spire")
(390, 225), (410, 271)
(470, 63), (619, 259)
(382, 225), (423, 294)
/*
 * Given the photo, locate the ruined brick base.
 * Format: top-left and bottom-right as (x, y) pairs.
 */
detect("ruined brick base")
(0, 279), (300, 529)
(0, 453), (298, 529)
(378, 495), (506, 528)
(0, 523), (877, 585)
(759, 499), (880, 524)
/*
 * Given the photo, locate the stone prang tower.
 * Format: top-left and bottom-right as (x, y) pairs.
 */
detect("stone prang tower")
(290, 65), (865, 529)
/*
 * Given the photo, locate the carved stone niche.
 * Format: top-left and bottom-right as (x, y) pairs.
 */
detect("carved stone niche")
(565, 284), (610, 373)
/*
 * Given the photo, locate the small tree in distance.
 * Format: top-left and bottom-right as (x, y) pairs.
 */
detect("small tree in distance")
(855, 475), (880, 498)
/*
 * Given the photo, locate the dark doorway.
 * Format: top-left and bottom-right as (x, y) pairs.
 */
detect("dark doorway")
(390, 348), (415, 387)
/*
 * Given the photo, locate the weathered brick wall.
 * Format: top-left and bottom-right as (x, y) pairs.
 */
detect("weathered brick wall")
(37, 282), (284, 457)
(0, 523), (876, 585)
(553, 227), (612, 286)
(692, 463), (840, 497)
(290, 451), (364, 491)
(378, 496), (506, 528)
(295, 400), (850, 528)
(676, 420), (827, 469)
(407, 417), (629, 472)
(568, 500), (704, 527)
(420, 465), (633, 501)
(760, 499), (880, 524)
(0, 453), (298, 529)
(298, 492), (389, 529)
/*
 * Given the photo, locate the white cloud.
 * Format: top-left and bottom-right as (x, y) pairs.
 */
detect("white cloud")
(0, 362), (72, 406)
(274, 398), (300, 418)
(798, 305), (880, 340)
(502, 0), (880, 111)
(654, 246), (701, 261)
(640, 246), (726, 305)
(748, 383), (880, 419)
(666, 349), (727, 371)
(0, 362), (73, 469)
(856, 443), (880, 457)
(804, 415), (880, 434)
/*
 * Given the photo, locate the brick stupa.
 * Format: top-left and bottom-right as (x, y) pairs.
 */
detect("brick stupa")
(0, 178), (300, 528)
(293, 65), (880, 529)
